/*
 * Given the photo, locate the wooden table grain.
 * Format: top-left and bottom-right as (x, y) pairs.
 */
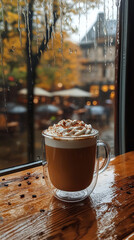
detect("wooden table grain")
(0, 152), (134, 240)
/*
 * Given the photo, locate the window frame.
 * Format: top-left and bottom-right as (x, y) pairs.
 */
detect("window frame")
(115, 0), (134, 155)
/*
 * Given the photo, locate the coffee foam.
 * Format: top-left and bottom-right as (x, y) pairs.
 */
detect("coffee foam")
(45, 136), (97, 149)
(44, 119), (92, 137)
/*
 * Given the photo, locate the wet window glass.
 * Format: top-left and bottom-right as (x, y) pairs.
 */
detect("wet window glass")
(0, 0), (117, 170)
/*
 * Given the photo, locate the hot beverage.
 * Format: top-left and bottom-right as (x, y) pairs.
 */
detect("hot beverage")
(45, 138), (96, 192)
(42, 119), (110, 202)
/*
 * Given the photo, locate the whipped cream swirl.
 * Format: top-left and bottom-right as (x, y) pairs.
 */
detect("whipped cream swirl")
(44, 119), (92, 137)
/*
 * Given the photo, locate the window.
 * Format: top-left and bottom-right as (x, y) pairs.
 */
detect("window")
(0, 0), (117, 172)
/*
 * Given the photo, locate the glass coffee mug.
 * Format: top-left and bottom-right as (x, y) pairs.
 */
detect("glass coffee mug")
(42, 129), (110, 202)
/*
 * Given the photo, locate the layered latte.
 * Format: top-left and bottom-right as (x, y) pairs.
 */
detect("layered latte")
(43, 119), (98, 192)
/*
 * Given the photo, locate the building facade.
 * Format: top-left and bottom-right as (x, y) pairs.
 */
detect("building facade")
(79, 13), (116, 103)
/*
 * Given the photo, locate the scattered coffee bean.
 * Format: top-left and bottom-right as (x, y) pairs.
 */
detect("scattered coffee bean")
(4, 183), (8, 187)
(61, 225), (68, 231)
(42, 176), (45, 179)
(8, 202), (11, 205)
(2, 178), (5, 181)
(40, 209), (45, 213)
(18, 183), (21, 187)
(27, 173), (31, 176)
(126, 191), (131, 194)
(129, 184), (134, 188)
(35, 176), (39, 179)
(39, 232), (44, 236)
(27, 181), (31, 185)
(24, 176), (29, 180)
(20, 194), (25, 198)
(120, 187), (123, 190)
(32, 194), (37, 198)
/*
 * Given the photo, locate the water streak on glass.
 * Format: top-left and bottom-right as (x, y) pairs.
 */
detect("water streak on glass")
(103, 0), (107, 66)
(0, 33), (8, 131)
(85, 0), (88, 43)
(17, 0), (22, 47)
(0, 0), (4, 30)
(60, 0), (63, 63)
(79, 0), (81, 42)
(116, 0), (120, 46)
(25, 0), (32, 72)
(36, 14), (39, 53)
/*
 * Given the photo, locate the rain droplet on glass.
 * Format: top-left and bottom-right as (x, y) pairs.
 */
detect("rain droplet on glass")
(89, 65), (92, 72)
(103, 27), (107, 36)
(58, 48), (62, 53)
(69, 48), (73, 54)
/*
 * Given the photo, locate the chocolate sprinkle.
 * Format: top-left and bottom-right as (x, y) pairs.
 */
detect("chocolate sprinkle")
(8, 202), (11, 205)
(27, 173), (31, 176)
(4, 183), (8, 187)
(42, 176), (45, 179)
(126, 191), (131, 194)
(18, 183), (22, 187)
(120, 187), (123, 190)
(2, 178), (5, 181)
(32, 194), (37, 198)
(35, 176), (39, 179)
(40, 209), (45, 213)
(24, 176), (29, 180)
(20, 194), (25, 198)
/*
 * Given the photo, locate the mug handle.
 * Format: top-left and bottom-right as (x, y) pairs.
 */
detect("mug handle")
(97, 140), (110, 174)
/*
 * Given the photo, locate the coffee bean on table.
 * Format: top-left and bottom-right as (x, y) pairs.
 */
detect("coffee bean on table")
(27, 181), (31, 185)
(32, 194), (37, 198)
(40, 209), (45, 213)
(126, 191), (131, 194)
(24, 177), (29, 180)
(4, 183), (8, 187)
(20, 194), (25, 198)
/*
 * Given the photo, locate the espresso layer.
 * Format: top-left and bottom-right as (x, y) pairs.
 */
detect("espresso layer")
(45, 144), (96, 191)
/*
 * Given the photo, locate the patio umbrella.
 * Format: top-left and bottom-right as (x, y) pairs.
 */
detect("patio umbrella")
(85, 105), (105, 115)
(8, 105), (27, 114)
(0, 102), (17, 113)
(19, 87), (52, 97)
(52, 88), (92, 97)
(36, 104), (61, 115)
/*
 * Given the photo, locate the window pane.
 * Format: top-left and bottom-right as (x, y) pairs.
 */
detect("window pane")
(0, 0), (117, 170)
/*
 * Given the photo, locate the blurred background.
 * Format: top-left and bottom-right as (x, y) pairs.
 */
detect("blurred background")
(0, 0), (117, 169)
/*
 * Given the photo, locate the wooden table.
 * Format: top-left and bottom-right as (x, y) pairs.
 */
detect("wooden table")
(0, 151), (134, 240)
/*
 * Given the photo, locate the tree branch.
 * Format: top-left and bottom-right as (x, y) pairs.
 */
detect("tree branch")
(33, 2), (59, 68)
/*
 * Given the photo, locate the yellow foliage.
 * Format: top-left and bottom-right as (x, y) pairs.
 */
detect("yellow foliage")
(1, 0), (99, 90)
(36, 32), (82, 90)
(19, 66), (27, 72)
(6, 11), (18, 23)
